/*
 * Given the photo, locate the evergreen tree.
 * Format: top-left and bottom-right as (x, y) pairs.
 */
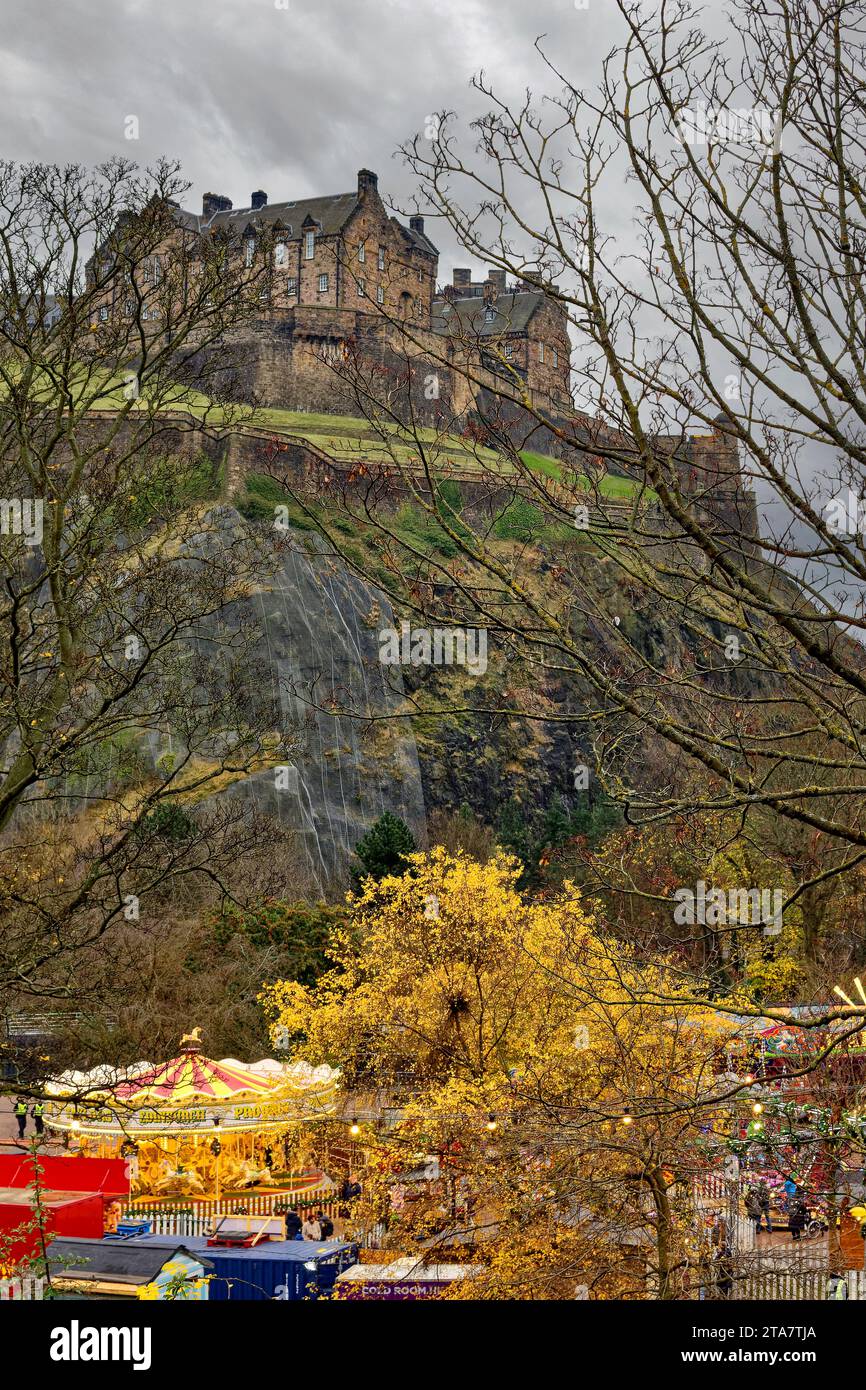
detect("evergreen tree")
(350, 812), (417, 889)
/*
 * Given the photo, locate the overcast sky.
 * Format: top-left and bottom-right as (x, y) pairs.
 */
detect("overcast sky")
(2, 0), (861, 589)
(0, 0), (637, 279)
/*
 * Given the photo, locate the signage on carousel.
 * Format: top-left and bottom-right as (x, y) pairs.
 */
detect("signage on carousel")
(46, 1093), (333, 1135)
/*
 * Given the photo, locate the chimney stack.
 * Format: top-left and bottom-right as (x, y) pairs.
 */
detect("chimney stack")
(358, 169), (378, 196)
(409, 214), (425, 234)
(488, 269), (507, 293)
(202, 192), (233, 220)
(453, 268), (472, 292)
(251, 190), (268, 211)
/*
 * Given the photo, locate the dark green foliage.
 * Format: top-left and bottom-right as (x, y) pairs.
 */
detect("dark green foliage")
(497, 792), (621, 887)
(394, 502), (460, 557)
(139, 801), (197, 842)
(492, 499), (545, 542)
(350, 811), (417, 889)
(210, 899), (339, 985)
(238, 473), (319, 528)
(121, 452), (219, 529)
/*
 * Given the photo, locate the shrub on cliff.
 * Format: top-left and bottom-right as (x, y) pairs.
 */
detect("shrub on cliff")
(350, 811), (417, 890)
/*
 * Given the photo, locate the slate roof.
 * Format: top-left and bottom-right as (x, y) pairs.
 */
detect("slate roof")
(173, 191), (360, 239)
(399, 223), (439, 258)
(172, 194), (438, 257)
(431, 291), (546, 338)
(46, 1237), (213, 1285)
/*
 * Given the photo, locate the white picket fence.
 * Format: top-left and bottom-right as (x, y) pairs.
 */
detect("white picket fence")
(0, 1276), (46, 1301)
(120, 1182), (337, 1239)
(736, 1269), (866, 1300)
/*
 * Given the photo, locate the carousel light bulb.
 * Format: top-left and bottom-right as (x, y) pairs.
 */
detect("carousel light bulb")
(349, 1119), (360, 1137)
(70, 1120), (81, 1131)
(486, 1114), (498, 1132)
(752, 1102), (764, 1116)
(621, 1111), (633, 1126)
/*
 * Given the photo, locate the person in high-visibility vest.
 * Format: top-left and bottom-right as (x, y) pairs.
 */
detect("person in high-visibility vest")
(13, 1097), (28, 1139)
(31, 1101), (45, 1138)
(827, 1273), (849, 1300)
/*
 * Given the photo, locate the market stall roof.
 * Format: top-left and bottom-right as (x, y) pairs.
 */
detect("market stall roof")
(46, 1237), (213, 1286)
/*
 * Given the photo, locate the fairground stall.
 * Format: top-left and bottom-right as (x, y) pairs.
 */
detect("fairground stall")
(41, 1030), (340, 1206)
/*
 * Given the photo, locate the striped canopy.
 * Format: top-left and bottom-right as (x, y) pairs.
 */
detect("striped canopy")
(113, 1051), (278, 1106)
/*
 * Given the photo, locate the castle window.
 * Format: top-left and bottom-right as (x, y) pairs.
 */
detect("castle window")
(304, 231), (315, 259)
(485, 307), (496, 323)
(418, 268), (423, 282)
(376, 285), (384, 305)
(124, 299), (134, 316)
(358, 241), (366, 263)
(552, 347), (559, 368)
(538, 341), (545, 363)
(286, 276), (297, 296)
(378, 245), (385, 270)
(259, 288), (270, 302)
(357, 279), (366, 297)
(318, 273), (329, 293)
(140, 307), (148, 321)
(244, 238), (255, 268)
(505, 342), (513, 359)
(274, 242), (287, 267)
(98, 305), (109, 321)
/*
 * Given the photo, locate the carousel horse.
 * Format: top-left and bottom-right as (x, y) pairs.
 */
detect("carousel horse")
(152, 1163), (206, 1196)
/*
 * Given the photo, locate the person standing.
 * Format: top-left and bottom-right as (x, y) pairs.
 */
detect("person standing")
(318, 1209), (334, 1240)
(31, 1100), (45, 1139)
(302, 1213), (322, 1242)
(827, 1272), (849, 1300)
(284, 1207), (302, 1240)
(13, 1097), (28, 1140)
(756, 1180), (773, 1232)
(744, 1187), (762, 1237)
(789, 1197), (808, 1241)
(714, 1245), (734, 1300)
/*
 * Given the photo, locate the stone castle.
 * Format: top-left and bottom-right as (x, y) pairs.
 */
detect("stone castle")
(95, 167), (572, 421)
(92, 165), (756, 538)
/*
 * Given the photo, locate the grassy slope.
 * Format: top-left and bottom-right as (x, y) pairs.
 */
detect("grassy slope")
(62, 365), (644, 496)
(18, 360), (646, 497)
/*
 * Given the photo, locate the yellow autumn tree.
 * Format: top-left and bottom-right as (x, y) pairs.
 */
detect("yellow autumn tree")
(261, 850), (738, 1299)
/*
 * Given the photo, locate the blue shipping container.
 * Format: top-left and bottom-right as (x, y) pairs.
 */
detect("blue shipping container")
(121, 1235), (358, 1301)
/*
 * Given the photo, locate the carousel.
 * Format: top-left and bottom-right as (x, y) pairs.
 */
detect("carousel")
(43, 1029), (340, 1200)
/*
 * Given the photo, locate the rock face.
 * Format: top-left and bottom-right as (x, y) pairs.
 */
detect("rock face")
(217, 522), (427, 895)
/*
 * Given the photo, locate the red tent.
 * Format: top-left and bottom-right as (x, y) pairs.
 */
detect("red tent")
(0, 1154), (129, 1273)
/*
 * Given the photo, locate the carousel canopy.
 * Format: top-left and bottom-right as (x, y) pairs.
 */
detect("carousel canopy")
(112, 1053), (278, 1106)
(43, 1031), (340, 1138)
